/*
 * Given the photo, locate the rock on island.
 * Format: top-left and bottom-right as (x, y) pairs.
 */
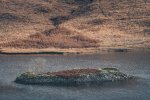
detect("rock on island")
(15, 68), (134, 85)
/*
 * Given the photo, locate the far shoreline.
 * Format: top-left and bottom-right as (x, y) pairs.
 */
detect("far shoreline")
(0, 47), (149, 55)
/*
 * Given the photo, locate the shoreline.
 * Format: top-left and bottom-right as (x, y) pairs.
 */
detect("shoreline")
(0, 47), (149, 55)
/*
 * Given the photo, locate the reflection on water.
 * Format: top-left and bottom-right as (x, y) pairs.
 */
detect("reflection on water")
(0, 51), (150, 100)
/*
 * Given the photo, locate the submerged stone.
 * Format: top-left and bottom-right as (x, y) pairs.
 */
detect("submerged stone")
(15, 68), (134, 85)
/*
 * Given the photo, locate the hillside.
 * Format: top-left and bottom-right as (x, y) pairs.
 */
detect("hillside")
(0, 0), (150, 53)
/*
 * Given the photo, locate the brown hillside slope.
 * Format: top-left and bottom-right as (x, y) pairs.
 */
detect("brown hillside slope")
(0, 0), (149, 53)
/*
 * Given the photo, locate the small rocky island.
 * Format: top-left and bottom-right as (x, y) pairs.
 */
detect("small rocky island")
(15, 68), (134, 86)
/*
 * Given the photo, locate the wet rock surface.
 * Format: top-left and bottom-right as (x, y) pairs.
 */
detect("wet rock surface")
(15, 68), (134, 86)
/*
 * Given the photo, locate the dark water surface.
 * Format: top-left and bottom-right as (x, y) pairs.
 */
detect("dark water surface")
(0, 51), (150, 100)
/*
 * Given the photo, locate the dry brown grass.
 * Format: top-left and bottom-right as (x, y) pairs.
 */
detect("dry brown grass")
(0, 27), (99, 49)
(0, 0), (149, 52)
(47, 68), (101, 78)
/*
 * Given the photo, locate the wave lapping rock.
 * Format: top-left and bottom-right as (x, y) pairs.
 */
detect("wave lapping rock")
(15, 68), (134, 85)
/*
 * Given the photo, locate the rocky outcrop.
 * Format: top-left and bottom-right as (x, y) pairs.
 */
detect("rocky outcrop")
(15, 68), (134, 86)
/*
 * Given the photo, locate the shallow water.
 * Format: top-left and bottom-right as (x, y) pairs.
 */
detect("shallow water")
(0, 51), (150, 100)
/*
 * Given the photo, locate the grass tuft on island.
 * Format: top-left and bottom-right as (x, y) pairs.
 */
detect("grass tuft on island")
(15, 68), (135, 86)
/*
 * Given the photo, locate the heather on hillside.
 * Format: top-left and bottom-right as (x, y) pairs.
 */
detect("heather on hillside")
(0, 0), (149, 53)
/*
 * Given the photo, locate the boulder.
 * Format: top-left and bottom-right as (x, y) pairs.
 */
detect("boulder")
(15, 68), (134, 85)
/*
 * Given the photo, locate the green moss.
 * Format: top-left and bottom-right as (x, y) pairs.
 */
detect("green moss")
(102, 68), (119, 73)
(21, 72), (36, 78)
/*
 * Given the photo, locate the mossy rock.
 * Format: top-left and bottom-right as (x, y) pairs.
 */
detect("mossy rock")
(15, 68), (134, 85)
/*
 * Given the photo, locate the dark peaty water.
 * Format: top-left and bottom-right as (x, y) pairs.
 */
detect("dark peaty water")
(0, 51), (150, 100)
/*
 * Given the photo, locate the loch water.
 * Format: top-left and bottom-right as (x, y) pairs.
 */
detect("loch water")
(0, 51), (150, 100)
